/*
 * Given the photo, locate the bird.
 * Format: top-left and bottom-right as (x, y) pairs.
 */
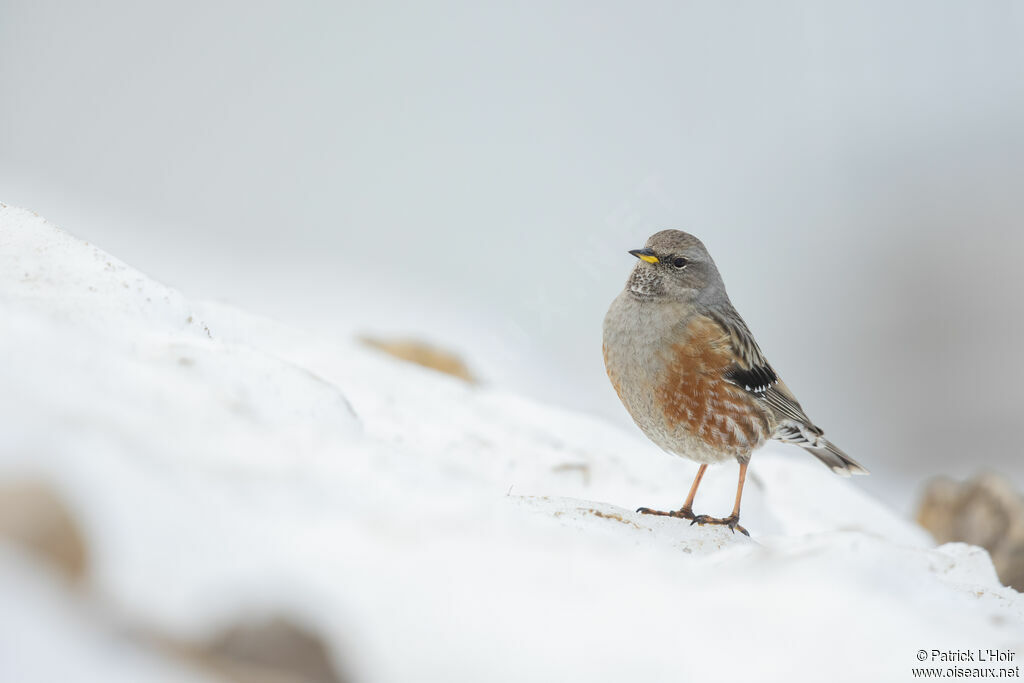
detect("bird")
(602, 229), (867, 535)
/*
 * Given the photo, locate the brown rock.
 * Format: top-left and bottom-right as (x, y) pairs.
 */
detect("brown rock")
(0, 479), (88, 581)
(917, 472), (1024, 590)
(359, 335), (477, 383)
(176, 615), (348, 683)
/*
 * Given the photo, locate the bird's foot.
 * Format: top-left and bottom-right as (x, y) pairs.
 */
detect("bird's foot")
(690, 514), (749, 537)
(636, 506), (696, 521)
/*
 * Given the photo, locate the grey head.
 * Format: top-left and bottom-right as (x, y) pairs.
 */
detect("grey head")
(625, 230), (729, 306)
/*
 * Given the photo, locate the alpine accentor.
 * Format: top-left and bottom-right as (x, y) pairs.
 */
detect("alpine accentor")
(603, 230), (867, 535)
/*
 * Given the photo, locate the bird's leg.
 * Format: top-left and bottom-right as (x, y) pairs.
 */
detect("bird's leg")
(691, 462), (750, 536)
(637, 464), (707, 520)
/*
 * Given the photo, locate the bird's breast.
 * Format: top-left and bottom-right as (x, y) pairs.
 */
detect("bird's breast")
(603, 300), (769, 459)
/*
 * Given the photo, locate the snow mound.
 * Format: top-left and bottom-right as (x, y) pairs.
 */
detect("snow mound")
(0, 204), (1020, 683)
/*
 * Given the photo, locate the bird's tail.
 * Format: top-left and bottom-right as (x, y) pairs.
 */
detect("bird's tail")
(803, 439), (869, 477)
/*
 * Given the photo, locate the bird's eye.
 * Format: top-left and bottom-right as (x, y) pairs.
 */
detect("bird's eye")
(672, 257), (688, 268)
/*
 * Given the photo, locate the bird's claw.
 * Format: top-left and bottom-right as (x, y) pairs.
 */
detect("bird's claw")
(689, 514), (749, 537)
(636, 506), (695, 520)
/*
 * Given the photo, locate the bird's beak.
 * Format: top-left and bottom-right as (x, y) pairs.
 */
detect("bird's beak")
(629, 248), (659, 264)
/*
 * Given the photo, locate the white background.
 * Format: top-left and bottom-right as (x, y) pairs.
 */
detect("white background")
(3, 1), (1023, 509)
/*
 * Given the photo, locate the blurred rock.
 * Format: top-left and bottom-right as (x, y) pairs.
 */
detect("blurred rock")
(917, 473), (1024, 590)
(359, 335), (477, 383)
(178, 615), (347, 683)
(0, 479), (88, 581)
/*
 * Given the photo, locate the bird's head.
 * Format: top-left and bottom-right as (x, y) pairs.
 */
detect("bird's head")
(625, 230), (727, 305)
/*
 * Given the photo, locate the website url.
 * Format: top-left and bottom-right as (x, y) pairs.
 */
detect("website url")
(912, 667), (1021, 678)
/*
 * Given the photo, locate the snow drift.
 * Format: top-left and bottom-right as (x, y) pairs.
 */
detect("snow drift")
(0, 204), (1020, 683)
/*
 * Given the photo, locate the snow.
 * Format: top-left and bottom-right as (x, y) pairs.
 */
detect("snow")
(0, 203), (1020, 682)
(0, 551), (219, 683)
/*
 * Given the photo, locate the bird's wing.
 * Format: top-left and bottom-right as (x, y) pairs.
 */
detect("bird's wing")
(705, 307), (803, 418)
(707, 307), (868, 475)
